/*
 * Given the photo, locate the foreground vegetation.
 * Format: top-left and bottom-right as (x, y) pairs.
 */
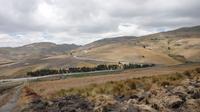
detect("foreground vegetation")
(50, 68), (200, 112)
(19, 67), (200, 112)
(55, 69), (193, 98)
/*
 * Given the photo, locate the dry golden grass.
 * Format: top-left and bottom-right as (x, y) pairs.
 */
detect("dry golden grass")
(42, 55), (70, 60)
(0, 64), (45, 78)
(75, 37), (200, 65)
(53, 72), (187, 99)
(53, 67), (200, 101)
(0, 55), (102, 79)
(29, 63), (200, 99)
(77, 43), (180, 65)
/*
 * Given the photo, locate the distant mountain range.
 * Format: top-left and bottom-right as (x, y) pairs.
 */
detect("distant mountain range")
(0, 25), (200, 78)
(0, 42), (80, 63)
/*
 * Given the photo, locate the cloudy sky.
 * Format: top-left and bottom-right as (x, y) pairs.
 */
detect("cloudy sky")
(0, 0), (199, 47)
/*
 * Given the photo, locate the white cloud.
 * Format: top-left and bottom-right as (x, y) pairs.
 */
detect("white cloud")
(0, 0), (199, 47)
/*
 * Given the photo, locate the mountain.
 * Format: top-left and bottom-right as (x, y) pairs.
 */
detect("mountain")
(0, 42), (80, 62)
(80, 36), (137, 49)
(74, 25), (200, 65)
(0, 42), (107, 79)
(1, 25), (200, 78)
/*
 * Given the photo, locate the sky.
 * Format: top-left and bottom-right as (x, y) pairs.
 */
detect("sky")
(0, 0), (199, 47)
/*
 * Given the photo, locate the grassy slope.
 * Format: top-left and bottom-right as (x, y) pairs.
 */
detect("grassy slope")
(28, 63), (200, 99)
(0, 55), (108, 79)
(74, 26), (200, 65)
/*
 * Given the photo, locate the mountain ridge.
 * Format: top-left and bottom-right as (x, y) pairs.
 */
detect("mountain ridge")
(0, 25), (200, 78)
(74, 25), (200, 65)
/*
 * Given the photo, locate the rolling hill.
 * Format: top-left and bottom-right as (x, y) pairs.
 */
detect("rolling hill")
(74, 25), (200, 65)
(0, 25), (200, 78)
(0, 43), (82, 78)
(0, 42), (80, 63)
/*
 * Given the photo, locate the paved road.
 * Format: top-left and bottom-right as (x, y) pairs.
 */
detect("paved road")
(73, 56), (118, 63)
(0, 69), (120, 83)
(0, 55), (121, 83)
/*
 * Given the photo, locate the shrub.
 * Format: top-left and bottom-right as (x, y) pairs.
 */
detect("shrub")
(123, 63), (155, 69)
(195, 68), (200, 73)
(183, 71), (191, 77)
(167, 73), (183, 81)
(161, 81), (170, 87)
(125, 80), (136, 89)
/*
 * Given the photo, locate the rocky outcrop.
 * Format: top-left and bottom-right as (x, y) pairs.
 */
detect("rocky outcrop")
(21, 95), (94, 112)
(91, 69), (200, 112)
(20, 68), (200, 112)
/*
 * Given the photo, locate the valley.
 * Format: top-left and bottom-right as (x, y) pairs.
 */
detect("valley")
(0, 25), (200, 112)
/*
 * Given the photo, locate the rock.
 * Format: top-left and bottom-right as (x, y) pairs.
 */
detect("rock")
(33, 101), (46, 110)
(38, 95), (94, 112)
(47, 101), (53, 106)
(182, 79), (190, 84)
(129, 95), (139, 99)
(127, 99), (138, 104)
(172, 86), (187, 101)
(187, 86), (195, 94)
(134, 104), (158, 112)
(151, 103), (159, 110)
(138, 96), (145, 102)
(189, 81), (200, 87)
(173, 86), (186, 94)
(181, 99), (200, 112)
(191, 90), (200, 99)
(126, 106), (139, 112)
(116, 94), (129, 101)
(192, 83), (200, 88)
(138, 91), (151, 102)
(150, 90), (158, 96)
(168, 97), (184, 109)
(94, 102), (121, 112)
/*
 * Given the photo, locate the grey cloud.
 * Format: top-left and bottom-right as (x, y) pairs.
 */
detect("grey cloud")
(0, 0), (199, 47)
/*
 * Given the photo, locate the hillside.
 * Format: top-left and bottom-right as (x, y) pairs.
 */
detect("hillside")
(0, 42), (80, 62)
(74, 25), (200, 65)
(0, 43), (83, 78)
(79, 36), (137, 49)
(0, 26), (200, 78)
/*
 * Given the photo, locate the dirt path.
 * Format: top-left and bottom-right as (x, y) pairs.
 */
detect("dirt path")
(73, 55), (117, 63)
(0, 86), (23, 112)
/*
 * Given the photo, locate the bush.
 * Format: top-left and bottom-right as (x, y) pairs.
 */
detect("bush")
(123, 63), (155, 70)
(27, 69), (66, 77)
(167, 73), (183, 81)
(161, 81), (170, 87)
(195, 68), (200, 73)
(27, 64), (121, 77)
(125, 80), (136, 89)
(183, 71), (191, 77)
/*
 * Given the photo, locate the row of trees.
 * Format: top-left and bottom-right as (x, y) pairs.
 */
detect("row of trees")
(123, 63), (155, 69)
(27, 69), (68, 77)
(27, 64), (120, 77)
(68, 64), (119, 73)
(27, 63), (155, 77)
